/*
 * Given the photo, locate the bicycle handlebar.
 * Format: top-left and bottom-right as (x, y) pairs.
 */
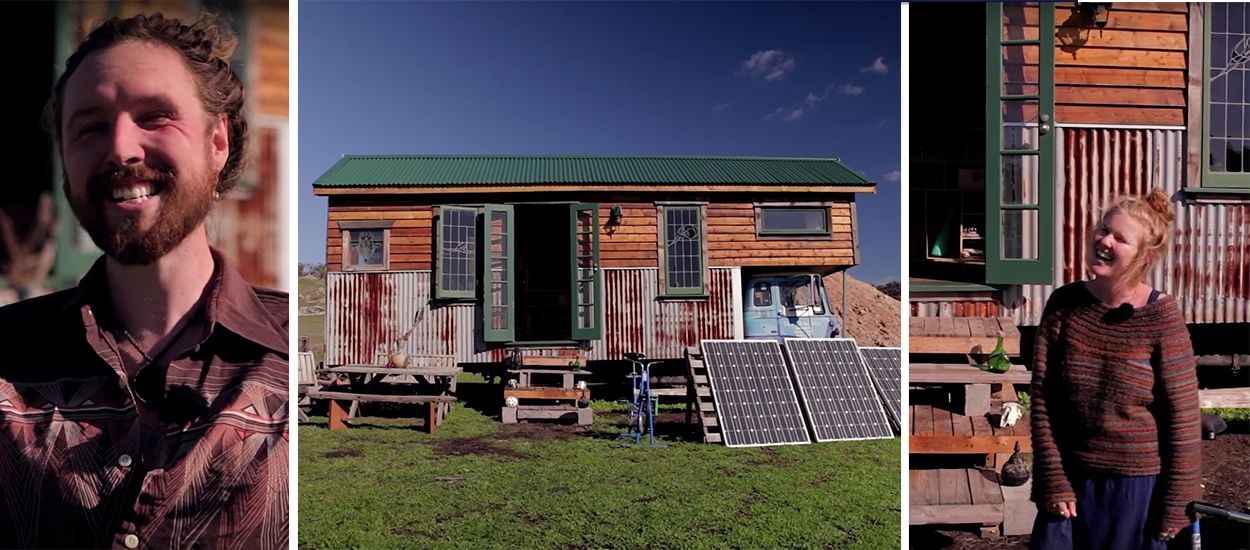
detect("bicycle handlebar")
(1188, 502), (1250, 524)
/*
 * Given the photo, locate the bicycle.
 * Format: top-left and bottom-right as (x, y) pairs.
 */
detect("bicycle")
(1187, 501), (1250, 549)
(618, 352), (667, 448)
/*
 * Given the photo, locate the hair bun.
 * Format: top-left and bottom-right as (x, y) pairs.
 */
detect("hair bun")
(1144, 188), (1174, 224)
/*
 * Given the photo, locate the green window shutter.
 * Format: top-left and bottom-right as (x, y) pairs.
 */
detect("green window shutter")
(1202, 3), (1250, 189)
(482, 205), (515, 343)
(985, 2), (1056, 285)
(435, 206), (477, 299)
(569, 204), (601, 341)
(660, 205), (705, 295)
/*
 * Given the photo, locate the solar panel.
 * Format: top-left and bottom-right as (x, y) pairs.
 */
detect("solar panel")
(859, 347), (903, 434)
(782, 338), (894, 442)
(701, 340), (811, 447)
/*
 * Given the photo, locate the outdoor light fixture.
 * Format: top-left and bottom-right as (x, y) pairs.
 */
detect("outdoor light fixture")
(609, 205), (624, 224)
(1078, 2), (1112, 30)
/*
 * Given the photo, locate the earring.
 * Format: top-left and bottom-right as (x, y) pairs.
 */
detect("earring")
(213, 190), (221, 200)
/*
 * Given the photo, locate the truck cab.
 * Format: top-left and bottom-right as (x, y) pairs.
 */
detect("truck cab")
(743, 273), (840, 342)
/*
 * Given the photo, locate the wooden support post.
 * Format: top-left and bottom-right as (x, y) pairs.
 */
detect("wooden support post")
(426, 401), (438, 435)
(963, 384), (991, 417)
(328, 400), (349, 430)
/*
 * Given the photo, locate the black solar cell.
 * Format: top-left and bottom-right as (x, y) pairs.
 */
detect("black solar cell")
(783, 339), (894, 442)
(701, 340), (811, 447)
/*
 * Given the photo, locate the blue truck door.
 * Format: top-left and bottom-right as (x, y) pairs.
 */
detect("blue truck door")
(743, 278), (781, 341)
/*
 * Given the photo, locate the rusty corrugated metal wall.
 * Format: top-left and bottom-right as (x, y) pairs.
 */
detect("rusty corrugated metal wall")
(913, 126), (1249, 326)
(325, 267), (737, 366)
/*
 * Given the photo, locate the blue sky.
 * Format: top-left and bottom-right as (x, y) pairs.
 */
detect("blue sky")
(299, 1), (901, 283)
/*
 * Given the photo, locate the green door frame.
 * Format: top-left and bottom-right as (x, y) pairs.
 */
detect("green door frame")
(569, 204), (601, 341)
(985, 2), (1055, 285)
(482, 205), (515, 342)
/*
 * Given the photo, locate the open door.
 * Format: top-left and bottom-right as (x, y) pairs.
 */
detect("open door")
(569, 204), (601, 341)
(483, 205), (514, 342)
(985, 2), (1055, 285)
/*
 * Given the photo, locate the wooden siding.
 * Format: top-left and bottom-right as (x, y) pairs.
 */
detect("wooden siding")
(327, 196), (859, 272)
(253, 1), (288, 117)
(1005, 2), (1190, 126)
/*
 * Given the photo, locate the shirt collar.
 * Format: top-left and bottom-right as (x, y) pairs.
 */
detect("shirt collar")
(56, 248), (287, 355)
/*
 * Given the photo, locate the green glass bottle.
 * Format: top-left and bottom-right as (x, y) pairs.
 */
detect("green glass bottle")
(987, 335), (1011, 373)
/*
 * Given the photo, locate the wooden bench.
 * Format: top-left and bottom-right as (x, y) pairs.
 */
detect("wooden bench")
(297, 352), (318, 422)
(910, 363), (1029, 416)
(910, 468), (1005, 538)
(909, 317), (1021, 356)
(1199, 387), (1250, 408)
(307, 390), (455, 432)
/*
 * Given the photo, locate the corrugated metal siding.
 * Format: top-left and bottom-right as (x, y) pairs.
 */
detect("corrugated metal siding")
(326, 267), (736, 366)
(911, 127), (1249, 326)
(314, 155), (873, 187)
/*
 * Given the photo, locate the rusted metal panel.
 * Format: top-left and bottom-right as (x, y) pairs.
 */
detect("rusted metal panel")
(910, 127), (1248, 326)
(1054, 127), (1248, 325)
(326, 267), (737, 365)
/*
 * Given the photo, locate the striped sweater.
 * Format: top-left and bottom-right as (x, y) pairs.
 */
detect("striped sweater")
(1030, 282), (1201, 531)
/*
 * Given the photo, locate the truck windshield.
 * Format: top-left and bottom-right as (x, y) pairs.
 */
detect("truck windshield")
(780, 275), (825, 315)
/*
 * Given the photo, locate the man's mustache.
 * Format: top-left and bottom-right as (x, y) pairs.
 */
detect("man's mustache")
(88, 165), (177, 200)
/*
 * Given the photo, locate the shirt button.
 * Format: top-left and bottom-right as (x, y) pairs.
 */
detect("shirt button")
(118, 454), (133, 468)
(123, 534), (139, 548)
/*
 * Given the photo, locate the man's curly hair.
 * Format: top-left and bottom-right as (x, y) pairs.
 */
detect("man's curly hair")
(48, 12), (248, 195)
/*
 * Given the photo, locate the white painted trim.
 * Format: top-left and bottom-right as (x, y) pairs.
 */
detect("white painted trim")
(731, 267), (745, 340)
(1056, 122), (1186, 131)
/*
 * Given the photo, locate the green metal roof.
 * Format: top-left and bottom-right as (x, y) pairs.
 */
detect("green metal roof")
(313, 155), (875, 188)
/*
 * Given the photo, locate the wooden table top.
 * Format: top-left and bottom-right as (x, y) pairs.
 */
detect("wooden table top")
(909, 363), (1031, 385)
(321, 365), (463, 377)
(909, 316), (1021, 355)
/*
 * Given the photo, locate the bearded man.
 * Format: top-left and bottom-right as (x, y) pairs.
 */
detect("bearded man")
(0, 13), (288, 549)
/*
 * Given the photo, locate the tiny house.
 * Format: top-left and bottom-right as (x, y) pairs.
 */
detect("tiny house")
(313, 155), (874, 366)
(910, 3), (1248, 352)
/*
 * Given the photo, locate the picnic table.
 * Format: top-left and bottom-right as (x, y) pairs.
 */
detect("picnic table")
(309, 364), (462, 433)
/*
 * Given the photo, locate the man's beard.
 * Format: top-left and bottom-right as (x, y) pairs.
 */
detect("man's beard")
(65, 161), (216, 265)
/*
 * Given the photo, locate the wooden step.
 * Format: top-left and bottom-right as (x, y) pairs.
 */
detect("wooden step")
(698, 401), (715, 412)
(909, 468), (1004, 534)
(704, 433), (721, 443)
(692, 375), (708, 385)
(699, 415), (718, 427)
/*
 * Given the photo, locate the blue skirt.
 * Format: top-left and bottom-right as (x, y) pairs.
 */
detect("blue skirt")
(1030, 475), (1171, 550)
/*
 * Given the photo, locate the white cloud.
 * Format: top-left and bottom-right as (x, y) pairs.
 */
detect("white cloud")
(782, 108), (804, 122)
(713, 103), (730, 112)
(883, 170), (901, 182)
(804, 91), (828, 106)
(764, 107), (786, 120)
(836, 83), (865, 96)
(741, 50), (796, 81)
(860, 56), (889, 74)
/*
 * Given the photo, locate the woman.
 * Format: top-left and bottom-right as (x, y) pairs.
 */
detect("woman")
(1029, 189), (1201, 549)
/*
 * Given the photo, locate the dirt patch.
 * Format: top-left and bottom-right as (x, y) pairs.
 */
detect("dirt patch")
(430, 437), (530, 459)
(1202, 432), (1250, 512)
(323, 449), (363, 459)
(911, 433), (1250, 549)
(745, 447), (795, 468)
(495, 423), (587, 442)
(824, 272), (901, 348)
(515, 511), (549, 525)
(632, 495), (660, 504)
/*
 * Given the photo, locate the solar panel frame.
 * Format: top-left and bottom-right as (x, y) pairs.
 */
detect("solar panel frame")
(782, 338), (894, 442)
(701, 340), (812, 448)
(859, 346), (903, 434)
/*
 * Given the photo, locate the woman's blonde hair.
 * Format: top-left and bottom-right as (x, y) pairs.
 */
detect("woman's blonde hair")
(1100, 188), (1175, 287)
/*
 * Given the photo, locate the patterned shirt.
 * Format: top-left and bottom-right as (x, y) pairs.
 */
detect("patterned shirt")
(0, 250), (288, 549)
(1030, 282), (1201, 532)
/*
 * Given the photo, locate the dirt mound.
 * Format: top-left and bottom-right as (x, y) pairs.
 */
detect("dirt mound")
(823, 273), (901, 348)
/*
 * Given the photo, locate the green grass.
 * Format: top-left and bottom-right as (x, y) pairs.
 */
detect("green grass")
(299, 399), (901, 549)
(299, 314), (326, 364)
(1204, 408), (1250, 422)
